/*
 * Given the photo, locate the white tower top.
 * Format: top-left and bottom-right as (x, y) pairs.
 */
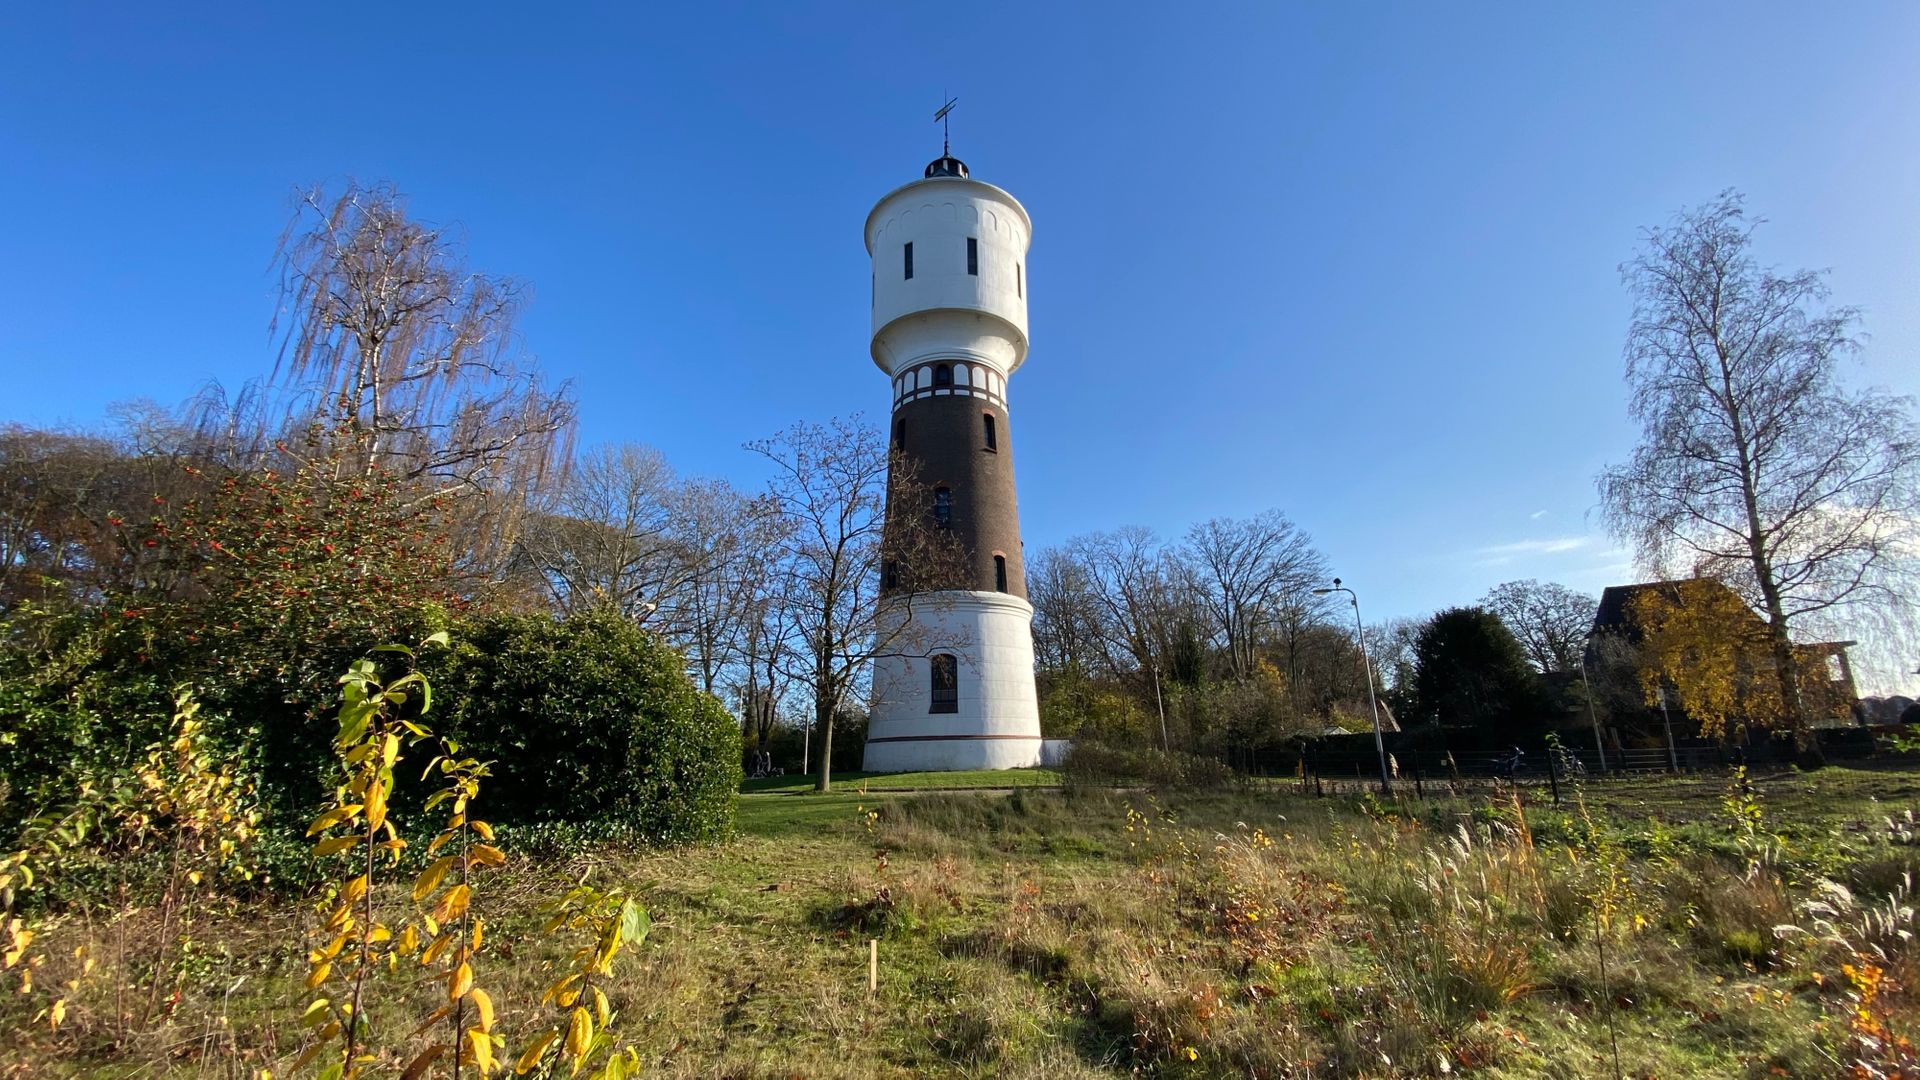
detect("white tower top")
(865, 156), (1033, 380)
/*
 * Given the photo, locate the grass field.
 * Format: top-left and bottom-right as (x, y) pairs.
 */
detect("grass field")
(6, 765), (1918, 1078)
(739, 767), (1064, 795)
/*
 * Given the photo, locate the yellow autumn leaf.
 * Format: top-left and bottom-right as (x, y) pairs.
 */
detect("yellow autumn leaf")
(313, 836), (358, 858)
(340, 875), (369, 905)
(542, 973), (579, 1006)
(448, 961), (473, 1001)
(515, 1030), (558, 1075)
(565, 1006), (592, 1058)
(305, 805), (362, 836)
(422, 932), (454, 966)
(471, 845), (507, 867)
(305, 961), (331, 989)
(319, 933), (349, 960)
(381, 732), (401, 769)
(471, 918), (485, 951)
(365, 779), (389, 831)
(473, 1028), (499, 1073)
(592, 986), (609, 1027)
(413, 857), (455, 903)
(469, 986), (495, 1031)
(471, 820), (495, 841)
(431, 883), (472, 924)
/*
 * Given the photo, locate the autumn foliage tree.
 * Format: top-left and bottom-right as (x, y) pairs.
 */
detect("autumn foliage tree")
(1628, 580), (1851, 740)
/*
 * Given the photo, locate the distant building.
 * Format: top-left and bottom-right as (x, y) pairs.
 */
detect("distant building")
(1585, 579), (1860, 736)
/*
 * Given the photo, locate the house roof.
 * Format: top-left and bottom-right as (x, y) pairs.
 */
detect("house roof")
(1588, 580), (1734, 639)
(1588, 579), (1856, 652)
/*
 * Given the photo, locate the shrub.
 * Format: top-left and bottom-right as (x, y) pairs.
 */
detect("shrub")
(0, 604), (175, 839)
(431, 609), (739, 843)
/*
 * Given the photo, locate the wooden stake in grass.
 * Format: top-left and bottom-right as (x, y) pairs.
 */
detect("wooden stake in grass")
(868, 939), (877, 994)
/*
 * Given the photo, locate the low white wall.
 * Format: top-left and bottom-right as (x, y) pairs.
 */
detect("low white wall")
(864, 591), (1042, 772)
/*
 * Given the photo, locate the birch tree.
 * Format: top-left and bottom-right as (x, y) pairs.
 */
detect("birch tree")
(268, 182), (576, 562)
(1599, 192), (1920, 755)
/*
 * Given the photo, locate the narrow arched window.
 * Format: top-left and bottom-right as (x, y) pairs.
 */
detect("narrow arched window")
(894, 417), (905, 449)
(934, 364), (952, 387)
(966, 237), (978, 275)
(994, 554), (1008, 593)
(904, 242), (914, 280)
(929, 654), (958, 713)
(982, 413), (997, 451)
(933, 487), (952, 528)
(883, 560), (898, 590)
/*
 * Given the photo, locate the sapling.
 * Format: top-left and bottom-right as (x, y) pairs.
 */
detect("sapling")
(296, 633), (447, 1079)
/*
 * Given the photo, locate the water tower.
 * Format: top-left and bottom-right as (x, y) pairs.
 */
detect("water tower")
(861, 147), (1042, 771)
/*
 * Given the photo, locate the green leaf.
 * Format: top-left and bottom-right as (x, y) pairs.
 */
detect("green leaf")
(421, 630), (451, 649)
(619, 899), (650, 947)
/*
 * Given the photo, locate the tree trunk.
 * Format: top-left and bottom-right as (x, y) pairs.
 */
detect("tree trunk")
(1763, 609), (1822, 766)
(1749, 540), (1822, 766)
(813, 694), (835, 792)
(814, 648), (836, 792)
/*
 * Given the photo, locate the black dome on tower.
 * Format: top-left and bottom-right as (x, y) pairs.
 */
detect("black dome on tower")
(923, 155), (969, 178)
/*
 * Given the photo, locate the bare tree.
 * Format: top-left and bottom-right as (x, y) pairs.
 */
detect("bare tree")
(1068, 527), (1179, 683)
(748, 416), (965, 791)
(266, 182), (576, 556)
(671, 479), (787, 697)
(1182, 510), (1328, 679)
(514, 444), (686, 618)
(1599, 191), (1920, 753)
(1028, 546), (1107, 679)
(1481, 579), (1598, 674)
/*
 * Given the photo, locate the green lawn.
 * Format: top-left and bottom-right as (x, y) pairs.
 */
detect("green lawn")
(739, 766), (1062, 795)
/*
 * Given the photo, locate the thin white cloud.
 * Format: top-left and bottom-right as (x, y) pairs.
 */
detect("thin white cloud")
(1474, 536), (1590, 560)
(1529, 509), (1550, 521)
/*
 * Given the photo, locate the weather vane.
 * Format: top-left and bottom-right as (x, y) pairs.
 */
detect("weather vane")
(934, 94), (958, 157)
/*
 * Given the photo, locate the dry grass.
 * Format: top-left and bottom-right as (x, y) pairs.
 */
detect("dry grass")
(4, 768), (1918, 1077)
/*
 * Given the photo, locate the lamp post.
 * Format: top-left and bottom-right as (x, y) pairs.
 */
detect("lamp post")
(1313, 578), (1391, 794)
(1576, 651), (1610, 774)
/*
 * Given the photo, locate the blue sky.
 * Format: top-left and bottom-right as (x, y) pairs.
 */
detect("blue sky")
(4, 4), (1917, 688)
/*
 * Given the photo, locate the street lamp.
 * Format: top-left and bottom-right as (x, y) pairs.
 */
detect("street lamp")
(1313, 578), (1391, 794)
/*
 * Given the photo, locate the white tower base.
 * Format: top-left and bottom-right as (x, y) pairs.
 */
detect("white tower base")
(864, 591), (1043, 772)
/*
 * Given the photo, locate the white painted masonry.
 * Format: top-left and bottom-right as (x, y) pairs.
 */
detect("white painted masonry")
(864, 592), (1044, 772)
(865, 174), (1032, 381)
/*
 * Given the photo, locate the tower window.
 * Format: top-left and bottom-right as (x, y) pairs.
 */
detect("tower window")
(883, 560), (898, 590)
(904, 242), (913, 280)
(933, 487), (952, 528)
(982, 413), (997, 451)
(1016, 263), (1022, 297)
(894, 417), (905, 448)
(929, 654), (958, 713)
(967, 237), (978, 275)
(994, 554), (1008, 593)
(934, 364), (952, 387)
